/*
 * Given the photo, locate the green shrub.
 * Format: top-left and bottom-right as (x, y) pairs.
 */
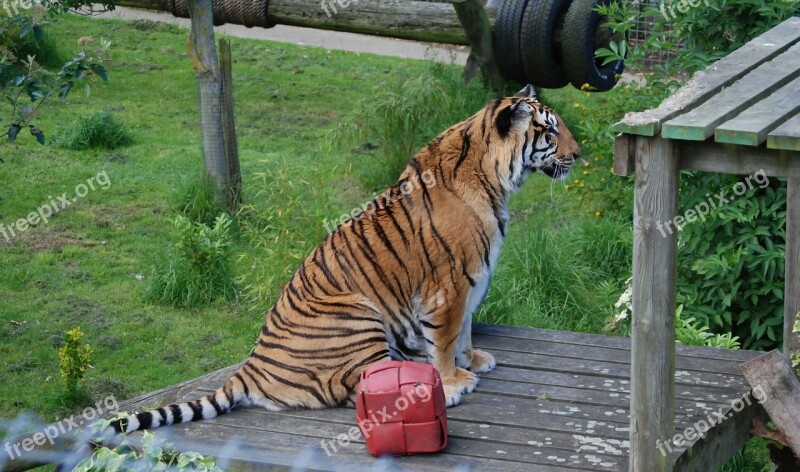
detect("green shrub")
(676, 172), (786, 350)
(174, 174), (229, 228)
(55, 111), (131, 150)
(76, 423), (223, 472)
(58, 327), (93, 403)
(146, 213), (238, 307)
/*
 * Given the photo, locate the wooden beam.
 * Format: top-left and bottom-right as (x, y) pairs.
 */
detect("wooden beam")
(453, 0), (505, 92)
(676, 140), (800, 178)
(612, 17), (800, 136)
(630, 136), (679, 472)
(715, 75), (800, 146)
(117, 0), (490, 45)
(768, 113), (800, 152)
(741, 350), (800, 457)
(785, 178), (800, 356)
(661, 42), (800, 141)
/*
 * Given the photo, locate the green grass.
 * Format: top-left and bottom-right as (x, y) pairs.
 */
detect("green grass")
(0, 14), (772, 472)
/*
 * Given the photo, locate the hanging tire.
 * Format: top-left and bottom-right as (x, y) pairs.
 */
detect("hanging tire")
(561, 0), (625, 91)
(494, 0), (532, 83)
(520, 0), (571, 89)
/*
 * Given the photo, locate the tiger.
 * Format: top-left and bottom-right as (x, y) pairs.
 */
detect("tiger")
(111, 84), (580, 434)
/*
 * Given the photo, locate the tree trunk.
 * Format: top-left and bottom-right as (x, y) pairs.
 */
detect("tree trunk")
(188, 0), (228, 197)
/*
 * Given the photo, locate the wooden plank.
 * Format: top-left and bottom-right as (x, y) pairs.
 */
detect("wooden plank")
(741, 350), (800, 457)
(614, 134), (635, 176)
(785, 178), (800, 356)
(672, 401), (767, 472)
(676, 140), (800, 177)
(475, 334), (752, 376)
(715, 76), (800, 146)
(472, 324), (760, 363)
(662, 42), (800, 141)
(612, 17), (800, 136)
(768, 113), (800, 151)
(483, 368), (748, 411)
(630, 136), (679, 472)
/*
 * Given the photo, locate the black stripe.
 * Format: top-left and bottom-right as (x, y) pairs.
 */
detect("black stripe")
(208, 395), (224, 415)
(188, 400), (203, 421)
(170, 404), (183, 424)
(137, 412), (153, 429)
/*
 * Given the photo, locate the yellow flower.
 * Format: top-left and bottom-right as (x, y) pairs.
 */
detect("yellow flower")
(574, 103), (581, 108)
(580, 83), (591, 91)
(583, 161), (590, 167)
(579, 182), (585, 188)
(595, 211), (602, 217)
(565, 185), (572, 190)
(583, 170), (589, 175)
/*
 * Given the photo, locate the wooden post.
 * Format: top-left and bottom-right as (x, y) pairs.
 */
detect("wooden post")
(785, 178), (800, 356)
(742, 350), (800, 457)
(630, 135), (679, 472)
(452, 0), (505, 93)
(188, 0), (229, 196)
(219, 38), (242, 211)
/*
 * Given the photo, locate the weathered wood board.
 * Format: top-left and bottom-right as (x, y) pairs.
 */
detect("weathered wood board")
(768, 113), (800, 152)
(715, 76), (800, 146)
(661, 42), (800, 141)
(612, 17), (800, 137)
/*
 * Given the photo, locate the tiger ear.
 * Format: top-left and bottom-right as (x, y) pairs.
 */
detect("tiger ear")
(513, 84), (537, 101)
(495, 100), (534, 137)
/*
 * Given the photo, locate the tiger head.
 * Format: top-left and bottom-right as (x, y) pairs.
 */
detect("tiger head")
(490, 85), (580, 189)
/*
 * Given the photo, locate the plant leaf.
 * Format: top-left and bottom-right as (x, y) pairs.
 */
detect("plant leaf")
(90, 64), (108, 82)
(8, 124), (21, 142)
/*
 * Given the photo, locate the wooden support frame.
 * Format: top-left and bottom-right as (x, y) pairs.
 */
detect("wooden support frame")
(630, 136), (679, 472)
(786, 178), (800, 355)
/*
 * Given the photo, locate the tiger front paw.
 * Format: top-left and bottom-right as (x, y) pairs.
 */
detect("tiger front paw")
(469, 349), (496, 373)
(442, 367), (478, 407)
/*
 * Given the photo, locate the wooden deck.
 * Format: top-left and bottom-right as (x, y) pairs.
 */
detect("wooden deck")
(112, 323), (764, 471)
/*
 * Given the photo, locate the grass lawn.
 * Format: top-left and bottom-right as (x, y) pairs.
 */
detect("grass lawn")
(0, 13), (770, 471)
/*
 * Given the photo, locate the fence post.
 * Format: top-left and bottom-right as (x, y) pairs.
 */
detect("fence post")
(219, 38), (242, 211)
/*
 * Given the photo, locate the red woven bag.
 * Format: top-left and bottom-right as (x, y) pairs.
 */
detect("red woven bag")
(355, 360), (448, 456)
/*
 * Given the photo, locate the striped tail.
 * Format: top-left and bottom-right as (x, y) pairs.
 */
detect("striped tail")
(110, 376), (248, 434)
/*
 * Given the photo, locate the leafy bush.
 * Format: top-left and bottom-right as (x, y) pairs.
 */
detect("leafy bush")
(606, 282), (740, 349)
(146, 214), (238, 307)
(174, 174), (230, 228)
(55, 110), (132, 150)
(676, 173), (786, 350)
(59, 327), (93, 401)
(76, 421), (222, 472)
(2, 29), (110, 146)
